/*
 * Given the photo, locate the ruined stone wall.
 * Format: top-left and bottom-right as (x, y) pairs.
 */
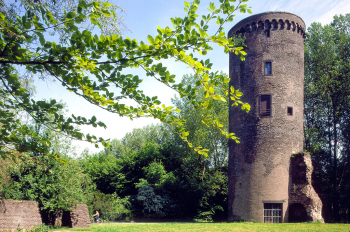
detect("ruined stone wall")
(0, 200), (42, 231)
(228, 12), (305, 222)
(289, 153), (324, 222)
(69, 204), (91, 228)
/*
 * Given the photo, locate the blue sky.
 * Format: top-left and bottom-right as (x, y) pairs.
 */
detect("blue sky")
(33, 0), (350, 154)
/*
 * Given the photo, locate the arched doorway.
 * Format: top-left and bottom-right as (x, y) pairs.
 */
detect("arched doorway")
(288, 203), (310, 222)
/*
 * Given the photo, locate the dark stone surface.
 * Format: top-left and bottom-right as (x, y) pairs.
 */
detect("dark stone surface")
(228, 11), (306, 222)
(70, 204), (91, 228)
(289, 153), (324, 222)
(288, 203), (310, 222)
(0, 200), (42, 231)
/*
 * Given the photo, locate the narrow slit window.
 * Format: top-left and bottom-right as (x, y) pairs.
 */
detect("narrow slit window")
(265, 62), (272, 75)
(259, 95), (271, 117)
(266, 30), (270, 37)
(287, 107), (293, 116)
(264, 203), (282, 223)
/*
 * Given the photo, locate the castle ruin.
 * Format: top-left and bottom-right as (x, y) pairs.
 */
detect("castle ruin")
(228, 11), (324, 223)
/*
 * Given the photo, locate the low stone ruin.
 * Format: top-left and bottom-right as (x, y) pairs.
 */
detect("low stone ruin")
(289, 152), (324, 222)
(62, 204), (91, 228)
(0, 200), (90, 231)
(0, 200), (42, 231)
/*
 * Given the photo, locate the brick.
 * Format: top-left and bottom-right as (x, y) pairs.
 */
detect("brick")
(228, 12), (323, 223)
(0, 200), (42, 231)
(69, 204), (91, 228)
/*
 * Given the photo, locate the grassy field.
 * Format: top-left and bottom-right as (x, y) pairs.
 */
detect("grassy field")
(49, 222), (350, 232)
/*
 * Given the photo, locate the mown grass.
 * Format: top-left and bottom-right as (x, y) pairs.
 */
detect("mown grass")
(49, 222), (350, 232)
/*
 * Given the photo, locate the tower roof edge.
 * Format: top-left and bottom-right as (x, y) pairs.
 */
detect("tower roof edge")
(228, 11), (305, 37)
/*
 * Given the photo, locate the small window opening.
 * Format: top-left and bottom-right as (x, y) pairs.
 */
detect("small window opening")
(259, 95), (271, 117)
(265, 62), (272, 75)
(287, 107), (293, 116)
(264, 203), (282, 223)
(266, 30), (270, 37)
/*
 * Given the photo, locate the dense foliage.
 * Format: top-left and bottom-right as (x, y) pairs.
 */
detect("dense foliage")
(0, 0), (250, 222)
(1, 0), (349, 225)
(304, 13), (350, 222)
(0, 0), (249, 224)
(1, 154), (92, 224)
(0, 0), (250, 159)
(0, 0), (127, 157)
(82, 128), (228, 221)
(80, 74), (230, 221)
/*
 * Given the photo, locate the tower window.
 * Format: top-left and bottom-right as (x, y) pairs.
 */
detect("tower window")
(259, 95), (271, 117)
(264, 203), (282, 223)
(287, 107), (293, 116)
(265, 61), (272, 75)
(266, 30), (270, 37)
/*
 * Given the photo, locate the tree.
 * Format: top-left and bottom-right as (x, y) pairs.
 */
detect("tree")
(88, 191), (131, 221)
(0, 0), (128, 39)
(171, 72), (232, 169)
(0, 0), (250, 157)
(0, 102), (94, 225)
(0, 0), (127, 157)
(90, 122), (230, 221)
(304, 14), (350, 222)
(101, 124), (173, 158)
(1, 154), (93, 225)
(132, 161), (177, 219)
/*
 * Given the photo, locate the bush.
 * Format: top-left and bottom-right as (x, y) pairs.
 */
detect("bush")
(131, 185), (178, 219)
(90, 191), (131, 221)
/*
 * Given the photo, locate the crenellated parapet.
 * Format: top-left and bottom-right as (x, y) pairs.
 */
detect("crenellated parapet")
(228, 11), (306, 39)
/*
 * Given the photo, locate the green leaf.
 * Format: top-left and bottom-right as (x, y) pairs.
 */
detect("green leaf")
(147, 35), (155, 45)
(91, 116), (97, 122)
(209, 86), (215, 93)
(90, 17), (98, 25)
(67, 11), (76, 19)
(101, 9), (111, 17)
(209, 2), (215, 10)
(78, 0), (87, 9)
(203, 75), (209, 82)
(103, 2), (112, 7)
(37, 32), (45, 46)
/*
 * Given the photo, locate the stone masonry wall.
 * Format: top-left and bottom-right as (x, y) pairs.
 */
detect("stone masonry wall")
(228, 12), (306, 222)
(0, 200), (42, 231)
(289, 153), (324, 222)
(70, 204), (91, 228)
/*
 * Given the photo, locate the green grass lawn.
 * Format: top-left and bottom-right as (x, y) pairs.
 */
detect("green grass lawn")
(49, 222), (350, 232)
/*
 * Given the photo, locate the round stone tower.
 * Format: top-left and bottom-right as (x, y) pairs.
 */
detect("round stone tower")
(228, 12), (305, 222)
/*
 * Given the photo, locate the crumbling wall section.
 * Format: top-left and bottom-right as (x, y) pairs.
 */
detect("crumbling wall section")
(70, 204), (91, 228)
(289, 152), (324, 222)
(0, 200), (42, 231)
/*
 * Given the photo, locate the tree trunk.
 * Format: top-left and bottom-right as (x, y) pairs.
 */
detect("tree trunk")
(332, 104), (338, 222)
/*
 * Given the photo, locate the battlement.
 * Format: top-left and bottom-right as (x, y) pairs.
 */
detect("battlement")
(228, 11), (306, 39)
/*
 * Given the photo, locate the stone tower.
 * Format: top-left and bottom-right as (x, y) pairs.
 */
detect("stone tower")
(228, 12), (323, 223)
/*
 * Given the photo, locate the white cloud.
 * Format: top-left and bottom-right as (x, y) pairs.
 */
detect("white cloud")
(312, 0), (350, 26)
(248, 0), (349, 27)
